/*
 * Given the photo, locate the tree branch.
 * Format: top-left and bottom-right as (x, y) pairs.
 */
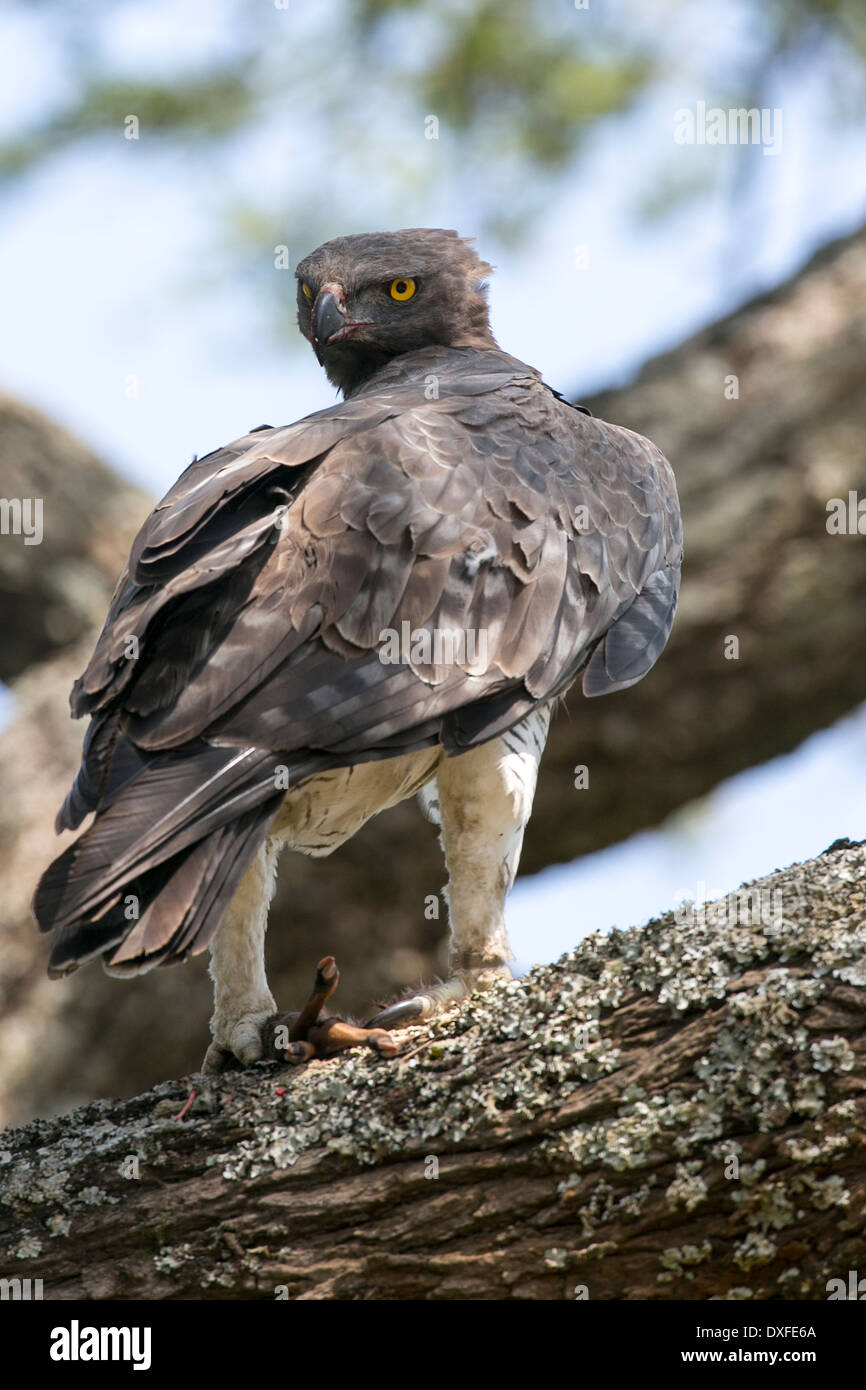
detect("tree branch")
(2, 840), (864, 1300)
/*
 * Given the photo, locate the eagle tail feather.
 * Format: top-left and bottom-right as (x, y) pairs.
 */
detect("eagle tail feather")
(42, 802), (280, 978)
(35, 744), (288, 976)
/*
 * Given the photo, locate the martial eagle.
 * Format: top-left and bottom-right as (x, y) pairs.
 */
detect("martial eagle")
(34, 229), (682, 1070)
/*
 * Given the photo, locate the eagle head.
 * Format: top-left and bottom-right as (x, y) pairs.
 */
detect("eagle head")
(295, 228), (496, 395)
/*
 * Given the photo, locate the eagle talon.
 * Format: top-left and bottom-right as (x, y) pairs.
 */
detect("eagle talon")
(365, 998), (426, 1029)
(366, 965), (513, 1031)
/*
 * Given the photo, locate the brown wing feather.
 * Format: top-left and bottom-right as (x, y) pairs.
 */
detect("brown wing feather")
(36, 344), (681, 972)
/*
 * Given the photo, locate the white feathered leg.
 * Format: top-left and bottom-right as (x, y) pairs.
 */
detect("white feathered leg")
(368, 705), (551, 1026)
(201, 836), (281, 1073)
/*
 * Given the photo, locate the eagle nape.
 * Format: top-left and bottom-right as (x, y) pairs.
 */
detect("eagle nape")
(202, 956), (400, 1074)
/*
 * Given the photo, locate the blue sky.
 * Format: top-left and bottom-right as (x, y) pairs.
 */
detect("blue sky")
(509, 702), (866, 970)
(1, 2), (864, 965)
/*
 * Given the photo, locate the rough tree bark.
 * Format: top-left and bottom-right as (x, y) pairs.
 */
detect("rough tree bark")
(1, 222), (865, 1124)
(1, 840), (863, 1301)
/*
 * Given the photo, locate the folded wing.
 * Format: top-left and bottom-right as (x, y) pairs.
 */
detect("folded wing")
(34, 347), (682, 974)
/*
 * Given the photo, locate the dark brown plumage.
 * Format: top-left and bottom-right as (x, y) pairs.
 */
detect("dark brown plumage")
(33, 229), (682, 1045)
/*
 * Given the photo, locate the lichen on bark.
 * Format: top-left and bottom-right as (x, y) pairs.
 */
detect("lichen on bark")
(0, 839), (863, 1300)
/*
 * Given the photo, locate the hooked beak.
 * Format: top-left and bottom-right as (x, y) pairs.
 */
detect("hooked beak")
(311, 287), (347, 358)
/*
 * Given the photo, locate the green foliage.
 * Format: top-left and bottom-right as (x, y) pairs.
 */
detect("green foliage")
(2, 0), (864, 329)
(0, 0), (653, 200)
(3, 0), (864, 201)
(354, 0), (655, 166)
(0, 68), (257, 177)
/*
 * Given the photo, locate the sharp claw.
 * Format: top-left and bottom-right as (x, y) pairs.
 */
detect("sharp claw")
(365, 997), (426, 1029)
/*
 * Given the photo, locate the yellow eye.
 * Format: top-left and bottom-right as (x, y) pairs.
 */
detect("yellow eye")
(390, 277), (416, 301)
(302, 282), (313, 301)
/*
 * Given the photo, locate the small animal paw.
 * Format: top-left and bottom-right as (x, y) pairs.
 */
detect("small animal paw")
(261, 956), (400, 1064)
